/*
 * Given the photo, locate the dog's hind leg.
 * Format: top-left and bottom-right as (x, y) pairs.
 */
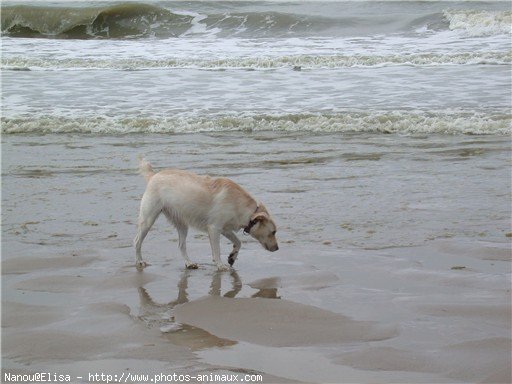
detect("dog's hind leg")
(134, 195), (161, 269)
(162, 211), (198, 270)
(176, 221), (198, 270)
(208, 226), (230, 271)
(223, 231), (241, 266)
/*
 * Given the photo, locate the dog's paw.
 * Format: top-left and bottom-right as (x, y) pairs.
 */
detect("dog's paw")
(136, 260), (147, 269)
(228, 250), (238, 266)
(216, 263), (231, 272)
(186, 263), (199, 270)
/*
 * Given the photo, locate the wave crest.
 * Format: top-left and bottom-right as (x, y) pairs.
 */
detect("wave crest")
(2, 112), (510, 135)
(3, 51), (510, 71)
(2, 3), (510, 39)
(1, 3), (192, 38)
(0, 3), (335, 39)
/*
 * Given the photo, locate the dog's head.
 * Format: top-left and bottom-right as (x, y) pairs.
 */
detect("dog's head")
(247, 205), (279, 252)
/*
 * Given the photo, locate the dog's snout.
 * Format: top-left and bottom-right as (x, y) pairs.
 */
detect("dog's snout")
(270, 244), (279, 252)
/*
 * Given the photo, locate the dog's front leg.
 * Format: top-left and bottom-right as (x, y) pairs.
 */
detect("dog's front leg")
(223, 231), (241, 266)
(208, 226), (230, 271)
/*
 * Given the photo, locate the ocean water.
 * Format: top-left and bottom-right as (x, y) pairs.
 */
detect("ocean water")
(1, 0), (511, 134)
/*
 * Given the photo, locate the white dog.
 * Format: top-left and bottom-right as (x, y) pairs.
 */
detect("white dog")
(134, 159), (279, 271)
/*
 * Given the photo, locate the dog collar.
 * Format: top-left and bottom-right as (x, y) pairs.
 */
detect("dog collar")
(243, 205), (259, 234)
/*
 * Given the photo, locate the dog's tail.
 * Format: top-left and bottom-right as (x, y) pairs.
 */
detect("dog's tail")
(138, 156), (155, 183)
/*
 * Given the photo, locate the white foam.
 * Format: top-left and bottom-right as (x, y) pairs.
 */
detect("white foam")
(444, 9), (512, 37)
(2, 111), (510, 135)
(175, 9), (221, 38)
(3, 50), (510, 71)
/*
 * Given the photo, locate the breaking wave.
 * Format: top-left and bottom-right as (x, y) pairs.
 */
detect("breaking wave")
(3, 51), (510, 71)
(2, 111), (510, 135)
(444, 9), (512, 36)
(1, 3), (193, 39)
(1, 3), (511, 39)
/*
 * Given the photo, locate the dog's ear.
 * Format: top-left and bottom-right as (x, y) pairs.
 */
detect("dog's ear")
(244, 211), (268, 235)
(250, 211), (269, 224)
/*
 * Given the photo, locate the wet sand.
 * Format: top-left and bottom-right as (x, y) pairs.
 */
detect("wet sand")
(3, 240), (510, 383)
(2, 133), (511, 383)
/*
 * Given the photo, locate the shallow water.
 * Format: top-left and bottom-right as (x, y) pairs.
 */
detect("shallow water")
(3, 133), (510, 251)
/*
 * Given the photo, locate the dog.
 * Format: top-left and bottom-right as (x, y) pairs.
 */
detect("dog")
(134, 158), (279, 271)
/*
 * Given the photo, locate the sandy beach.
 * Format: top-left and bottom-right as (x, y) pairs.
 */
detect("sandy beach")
(2, 132), (511, 383)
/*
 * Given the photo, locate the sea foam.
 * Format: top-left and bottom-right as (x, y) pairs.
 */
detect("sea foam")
(2, 111), (510, 135)
(3, 51), (510, 71)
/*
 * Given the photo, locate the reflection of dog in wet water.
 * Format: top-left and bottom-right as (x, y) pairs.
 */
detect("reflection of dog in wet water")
(137, 270), (280, 348)
(138, 269), (279, 313)
(134, 158), (279, 271)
